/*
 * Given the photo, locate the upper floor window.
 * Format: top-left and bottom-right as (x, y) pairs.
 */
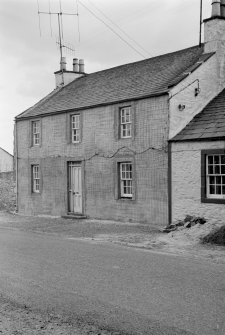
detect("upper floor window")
(32, 121), (40, 146)
(32, 165), (40, 193)
(120, 107), (131, 138)
(71, 114), (80, 143)
(206, 154), (225, 199)
(119, 162), (133, 198)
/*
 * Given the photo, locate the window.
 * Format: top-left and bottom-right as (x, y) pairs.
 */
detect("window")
(120, 107), (131, 138)
(201, 149), (225, 203)
(71, 114), (80, 143)
(206, 154), (225, 199)
(119, 162), (133, 198)
(32, 165), (40, 193)
(32, 121), (40, 146)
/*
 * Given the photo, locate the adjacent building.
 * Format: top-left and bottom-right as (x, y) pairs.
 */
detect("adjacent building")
(0, 147), (13, 173)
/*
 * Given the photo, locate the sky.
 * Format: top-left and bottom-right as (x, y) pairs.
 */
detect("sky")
(0, 0), (211, 154)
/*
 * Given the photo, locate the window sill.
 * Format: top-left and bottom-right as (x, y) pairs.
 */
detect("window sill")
(201, 197), (225, 204)
(117, 197), (136, 202)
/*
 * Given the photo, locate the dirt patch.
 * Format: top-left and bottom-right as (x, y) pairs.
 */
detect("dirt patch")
(0, 296), (122, 335)
(201, 225), (225, 246)
(84, 221), (225, 263)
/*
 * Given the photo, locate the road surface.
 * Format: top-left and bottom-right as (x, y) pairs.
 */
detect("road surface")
(0, 228), (224, 335)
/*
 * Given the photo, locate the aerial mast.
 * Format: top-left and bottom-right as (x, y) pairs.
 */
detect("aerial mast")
(37, 0), (79, 85)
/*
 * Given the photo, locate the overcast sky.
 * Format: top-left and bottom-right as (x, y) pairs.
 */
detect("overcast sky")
(0, 0), (211, 154)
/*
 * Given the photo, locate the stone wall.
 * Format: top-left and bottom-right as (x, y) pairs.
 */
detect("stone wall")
(0, 171), (16, 211)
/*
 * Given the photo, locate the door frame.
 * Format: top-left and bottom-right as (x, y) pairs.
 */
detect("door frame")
(67, 160), (85, 215)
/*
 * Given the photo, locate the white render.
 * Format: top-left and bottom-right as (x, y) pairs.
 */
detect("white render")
(0, 148), (13, 172)
(169, 17), (225, 139)
(171, 140), (225, 223)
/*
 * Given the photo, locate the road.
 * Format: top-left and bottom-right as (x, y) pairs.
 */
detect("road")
(0, 228), (224, 335)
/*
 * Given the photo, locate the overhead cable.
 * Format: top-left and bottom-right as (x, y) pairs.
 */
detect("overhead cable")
(86, 0), (152, 57)
(78, 0), (147, 59)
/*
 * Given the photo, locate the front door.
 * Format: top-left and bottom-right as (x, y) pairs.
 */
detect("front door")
(68, 162), (82, 214)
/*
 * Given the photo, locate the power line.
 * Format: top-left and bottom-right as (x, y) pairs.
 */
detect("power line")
(76, 0), (81, 42)
(86, 0), (152, 57)
(77, 0), (147, 59)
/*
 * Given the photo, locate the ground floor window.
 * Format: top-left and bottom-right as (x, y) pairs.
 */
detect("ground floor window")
(119, 162), (133, 198)
(207, 154), (225, 198)
(32, 165), (40, 193)
(201, 149), (225, 203)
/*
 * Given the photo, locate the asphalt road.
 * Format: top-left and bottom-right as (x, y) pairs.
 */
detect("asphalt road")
(0, 228), (224, 335)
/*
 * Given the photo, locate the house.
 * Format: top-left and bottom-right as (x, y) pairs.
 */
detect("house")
(14, 0), (225, 225)
(170, 88), (225, 224)
(0, 147), (13, 173)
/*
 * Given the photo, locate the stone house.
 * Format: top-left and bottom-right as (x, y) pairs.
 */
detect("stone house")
(14, 0), (225, 225)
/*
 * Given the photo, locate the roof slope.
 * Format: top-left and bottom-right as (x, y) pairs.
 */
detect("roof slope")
(17, 45), (206, 120)
(172, 88), (225, 142)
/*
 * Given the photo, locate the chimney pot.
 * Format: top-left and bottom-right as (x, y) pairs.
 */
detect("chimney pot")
(212, 0), (221, 17)
(60, 56), (67, 71)
(221, 0), (225, 16)
(73, 58), (79, 72)
(79, 59), (85, 73)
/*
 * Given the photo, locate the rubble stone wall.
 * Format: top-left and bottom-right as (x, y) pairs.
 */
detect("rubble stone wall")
(0, 171), (16, 211)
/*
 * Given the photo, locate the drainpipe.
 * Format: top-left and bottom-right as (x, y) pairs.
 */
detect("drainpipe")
(168, 142), (172, 225)
(14, 120), (18, 212)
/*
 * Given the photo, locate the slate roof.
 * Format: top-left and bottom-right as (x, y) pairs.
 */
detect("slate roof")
(171, 88), (225, 142)
(17, 45), (213, 120)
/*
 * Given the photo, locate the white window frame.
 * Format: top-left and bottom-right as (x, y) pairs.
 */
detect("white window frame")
(120, 107), (132, 139)
(32, 121), (40, 146)
(120, 162), (133, 198)
(32, 165), (40, 193)
(206, 154), (225, 199)
(71, 114), (80, 143)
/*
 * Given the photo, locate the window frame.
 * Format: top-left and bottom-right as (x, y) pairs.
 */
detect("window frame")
(120, 162), (133, 198)
(120, 106), (132, 139)
(114, 156), (136, 201)
(71, 114), (81, 144)
(31, 164), (40, 194)
(201, 149), (225, 204)
(32, 120), (41, 146)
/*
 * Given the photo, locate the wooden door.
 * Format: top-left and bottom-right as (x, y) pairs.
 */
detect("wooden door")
(68, 163), (82, 214)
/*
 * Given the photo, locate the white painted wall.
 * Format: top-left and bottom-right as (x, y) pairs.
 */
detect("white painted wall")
(0, 148), (13, 172)
(171, 140), (225, 224)
(169, 17), (225, 140)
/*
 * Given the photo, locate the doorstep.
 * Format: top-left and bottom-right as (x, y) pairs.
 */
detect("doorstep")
(62, 214), (87, 220)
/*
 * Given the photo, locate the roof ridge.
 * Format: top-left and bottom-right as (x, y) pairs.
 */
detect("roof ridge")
(85, 44), (203, 77)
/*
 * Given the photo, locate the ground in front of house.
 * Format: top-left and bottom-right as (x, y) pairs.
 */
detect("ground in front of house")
(0, 211), (224, 335)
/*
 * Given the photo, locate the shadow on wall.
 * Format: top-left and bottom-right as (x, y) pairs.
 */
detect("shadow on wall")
(0, 172), (16, 212)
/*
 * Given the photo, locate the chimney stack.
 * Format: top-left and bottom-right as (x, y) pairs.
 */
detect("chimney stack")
(73, 58), (79, 72)
(221, 0), (225, 16)
(55, 57), (86, 88)
(211, 0), (221, 16)
(60, 56), (67, 71)
(79, 59), (85, 73)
